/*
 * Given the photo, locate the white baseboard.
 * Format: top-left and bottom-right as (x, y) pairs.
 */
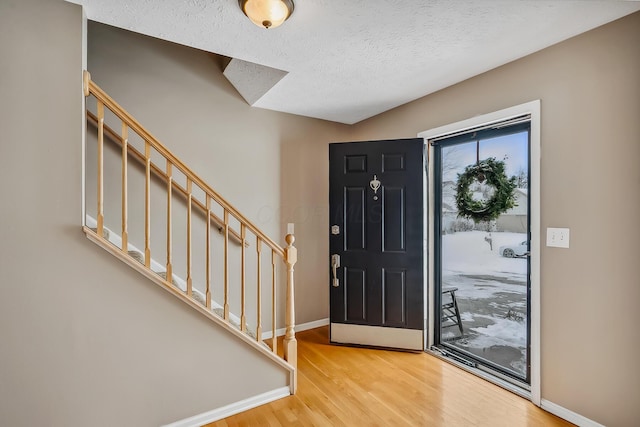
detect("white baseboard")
(541, 399), (605, 427)
(261, 318), (329, 340)
(162, 386), (290, 427)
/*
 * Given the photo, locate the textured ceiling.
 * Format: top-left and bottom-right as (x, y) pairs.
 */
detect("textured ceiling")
(71, 0), (640, 124)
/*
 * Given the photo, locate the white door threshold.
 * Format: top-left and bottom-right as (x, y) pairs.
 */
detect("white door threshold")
(331, 323), (423, 351)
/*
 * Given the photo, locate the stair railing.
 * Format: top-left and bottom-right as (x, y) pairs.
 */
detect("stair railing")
(82, 71), (297, 391)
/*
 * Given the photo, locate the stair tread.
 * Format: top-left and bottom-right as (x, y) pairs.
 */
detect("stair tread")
(90, 227), (110, 239)
(128, 250), (144, 264)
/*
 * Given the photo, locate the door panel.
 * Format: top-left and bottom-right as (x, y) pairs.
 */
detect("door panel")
(382, 153), (406, 171)
(329, 138), (424, 350)
(382, 186), (405, 252)
(345, 155), (367, 172)
(345, 267), (367, 322)
(344, 187), (366, 250)
(382, 268), (406, 326)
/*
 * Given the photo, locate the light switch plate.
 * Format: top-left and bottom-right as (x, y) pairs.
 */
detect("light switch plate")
(547, 227), (570, 248)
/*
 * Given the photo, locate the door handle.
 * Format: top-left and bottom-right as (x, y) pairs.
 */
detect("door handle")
(331, 254), (340, 287)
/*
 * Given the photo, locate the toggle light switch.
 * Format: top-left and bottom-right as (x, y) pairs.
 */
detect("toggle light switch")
(547, 227), (570, 248)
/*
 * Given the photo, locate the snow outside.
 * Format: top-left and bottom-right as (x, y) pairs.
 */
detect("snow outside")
(441, 231), (527, 377)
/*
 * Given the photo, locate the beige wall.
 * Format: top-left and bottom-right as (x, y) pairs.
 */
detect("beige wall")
(0, 1), (289, 426)
(352, 12), (640, 427)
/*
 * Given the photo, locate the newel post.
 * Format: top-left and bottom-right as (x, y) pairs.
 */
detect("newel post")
(83, 70), (91, 97)
(283, 225), (298, 386)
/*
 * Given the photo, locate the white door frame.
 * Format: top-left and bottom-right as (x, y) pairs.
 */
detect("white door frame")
(418, 100), (541, 406)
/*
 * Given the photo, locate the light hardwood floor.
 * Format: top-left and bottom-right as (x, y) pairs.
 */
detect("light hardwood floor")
(207, 327), (572, 426)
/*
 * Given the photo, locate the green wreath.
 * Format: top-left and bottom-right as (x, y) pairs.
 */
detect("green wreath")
(455, 157), (517, 223)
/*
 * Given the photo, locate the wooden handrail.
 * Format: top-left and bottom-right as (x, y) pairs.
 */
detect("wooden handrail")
(87, 79), (284, 258)
(87, 111), (246, 246)
(84, 71), (297, 393)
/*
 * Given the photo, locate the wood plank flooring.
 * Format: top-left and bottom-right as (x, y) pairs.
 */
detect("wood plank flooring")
(207, 327), (572, 426)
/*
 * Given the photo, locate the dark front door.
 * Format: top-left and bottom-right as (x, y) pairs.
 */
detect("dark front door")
(329, 138), (424, 350)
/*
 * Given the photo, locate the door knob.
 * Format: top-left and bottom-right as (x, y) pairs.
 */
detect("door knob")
(331, 254), (340, 287)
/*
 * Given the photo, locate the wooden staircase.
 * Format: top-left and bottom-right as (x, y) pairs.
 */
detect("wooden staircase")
(82, 71), (298, 393)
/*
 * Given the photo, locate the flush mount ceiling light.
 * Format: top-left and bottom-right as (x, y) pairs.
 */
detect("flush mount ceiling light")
(239, 0), (294, 29)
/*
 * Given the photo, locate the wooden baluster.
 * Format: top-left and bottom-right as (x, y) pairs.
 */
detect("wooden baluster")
(121, 123), (128, 251)
(283, 228), (298, 390)
(223, 210), (230, 321)
(186, 178), (193, 297)
(256, 237), (262, 341)
(271, 249), (278, 354)
(144, 140), (151, 268)
(96, 100), (104, 237)
(240, 224), (247, 332)
(166, 161), (173, 282)
(205, 195), (212, 309)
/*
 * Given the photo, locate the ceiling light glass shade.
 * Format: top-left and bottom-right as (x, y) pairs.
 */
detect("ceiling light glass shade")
(239, 0), (294, 29)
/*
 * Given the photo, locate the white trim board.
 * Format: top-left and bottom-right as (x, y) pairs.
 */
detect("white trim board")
(418, 100), (542, 405)
(80, 12), (87, 227)
(541, 400), (605, 427)
(161, 387), (290, 427)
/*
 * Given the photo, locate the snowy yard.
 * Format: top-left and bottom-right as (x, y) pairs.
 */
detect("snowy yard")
(441, 231), (528, 377)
